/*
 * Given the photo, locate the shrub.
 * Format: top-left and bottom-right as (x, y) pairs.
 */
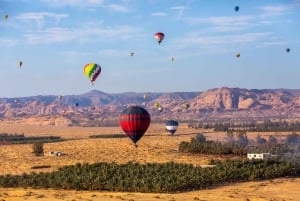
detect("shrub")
(32, 142), (44, 156)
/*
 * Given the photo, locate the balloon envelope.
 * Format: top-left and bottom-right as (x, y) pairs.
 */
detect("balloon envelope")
(119, 106), (151, 145)
(235, 53), (240, 58)
(234, 6), (239, 12)
(154, 32), (165, 45)
(84, 63), (101, 84)
(286, 48), (290, 53)
(158, 106), (163, 112)
(183, 103), (190, 110)
(166, 120), (179, 135)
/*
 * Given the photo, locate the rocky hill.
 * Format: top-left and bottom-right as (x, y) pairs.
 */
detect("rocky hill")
(1, 87), (300, 125)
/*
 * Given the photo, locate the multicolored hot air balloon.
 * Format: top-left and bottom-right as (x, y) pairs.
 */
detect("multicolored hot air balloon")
(83, 63), (101, 85)
(154, 32), (165, 45)
(119, 106), (151, 147)
(166, 120), (179, 135)
(234, 6), (239, 12)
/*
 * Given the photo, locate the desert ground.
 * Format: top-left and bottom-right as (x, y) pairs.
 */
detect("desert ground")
(0, 120), (299, 201)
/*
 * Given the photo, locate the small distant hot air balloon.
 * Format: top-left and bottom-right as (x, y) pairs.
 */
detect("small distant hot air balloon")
(235, 52), (240, 58)
(143, 94), (147, 100)
(154, 32), (165, 45)
(130, 52), (134, 56)
(286, 48), (290, 53)
(154, 102), (160, 109)
(84, 63), (101, 85)
(234, 6), (239, 12)
(170, 56), (174, 62)
(4, 14), (8, 20)
(183, 103), (190, 110)
(166, 120), (179, 135)
(119, 106), (151, 147)
(158, 106), (163, 112)
(19, 61), (23, 67)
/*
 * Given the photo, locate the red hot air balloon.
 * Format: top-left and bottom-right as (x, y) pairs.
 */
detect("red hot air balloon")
(154, 32), (165, 45)
(119, 106), (151, 147)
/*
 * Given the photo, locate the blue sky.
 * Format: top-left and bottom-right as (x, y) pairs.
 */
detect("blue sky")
(0, 0), (299, 97)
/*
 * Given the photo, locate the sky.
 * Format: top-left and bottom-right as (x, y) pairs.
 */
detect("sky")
(0, 0), (299, 98)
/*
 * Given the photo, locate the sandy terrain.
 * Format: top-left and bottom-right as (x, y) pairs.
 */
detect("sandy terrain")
(0, 121), (299, 200)
(1, 178), (299, 201)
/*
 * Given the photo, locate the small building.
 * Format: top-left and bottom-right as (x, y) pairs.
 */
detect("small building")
(49, 151), (64, 156)
(247, 153), (271, 160)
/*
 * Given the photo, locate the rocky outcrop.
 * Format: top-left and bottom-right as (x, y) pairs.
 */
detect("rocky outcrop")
(1, 87), (300, 121)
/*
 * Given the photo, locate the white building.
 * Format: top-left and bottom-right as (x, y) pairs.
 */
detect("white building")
(247, 153), (271, 160)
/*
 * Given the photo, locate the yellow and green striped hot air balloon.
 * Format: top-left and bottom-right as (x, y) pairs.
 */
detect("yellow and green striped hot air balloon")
(83, 63), (101, 85)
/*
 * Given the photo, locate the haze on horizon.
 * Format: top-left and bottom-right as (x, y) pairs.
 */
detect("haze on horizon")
(0, 0), (299, 98)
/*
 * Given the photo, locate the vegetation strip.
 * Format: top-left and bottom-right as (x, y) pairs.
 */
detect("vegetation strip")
(0, 159), (299, 193)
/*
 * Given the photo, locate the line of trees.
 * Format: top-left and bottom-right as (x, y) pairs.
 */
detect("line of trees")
(0, 133), (63, 144)
(0, 159), (299, 193)
(189, 120), (300, 132)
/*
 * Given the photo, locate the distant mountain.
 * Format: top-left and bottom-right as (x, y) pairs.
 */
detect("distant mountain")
(1, 87), (300, 125)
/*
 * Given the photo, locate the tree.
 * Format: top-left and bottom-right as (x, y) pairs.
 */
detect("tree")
(195, 133), (206, 142)
(225, 130), (235, 144)
(256, 134), (267, 145)
(285, 133), (300, 144)
(236, 130), (248, 146)
(268, 135), (278, 144)
(32, 142), (44, 156)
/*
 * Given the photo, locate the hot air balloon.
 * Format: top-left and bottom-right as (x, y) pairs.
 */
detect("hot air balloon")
(166, 120), (179, 135)
(19, 61), (23, 68)
(119, 106), (151, 147)
(154, 102), (160, 109)
(130, 52), (134, 56)
(143, 94), (147, 100)
(170, 56), (174, 62)
(183, 103), (190, 110)
(234, 6), (239, 12)
(4, 14), (8, 20)
(158, 106), (163, 112)
(286, 48), (290, 53)
(154, 32), (165, 45)
(235, 52), (240, 58)
(84, 63), (101, 85)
